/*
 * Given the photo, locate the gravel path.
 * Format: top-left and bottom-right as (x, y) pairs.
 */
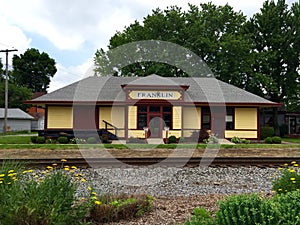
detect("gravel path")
(81, 166), (278, 225)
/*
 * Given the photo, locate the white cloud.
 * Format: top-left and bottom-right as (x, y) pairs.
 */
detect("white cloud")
(48, 58), (94, 93)
(0, 17), (31, 65)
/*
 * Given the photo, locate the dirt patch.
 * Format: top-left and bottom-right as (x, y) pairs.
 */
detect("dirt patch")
(1, 148), (300, 159)
(98, 194), (225, 225)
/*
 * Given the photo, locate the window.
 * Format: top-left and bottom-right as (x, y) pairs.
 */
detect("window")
(226, 107), (234, 130)
(201, 107), (211, 129)
(137, 106), (147, 129)
(137, 105), (173, 129)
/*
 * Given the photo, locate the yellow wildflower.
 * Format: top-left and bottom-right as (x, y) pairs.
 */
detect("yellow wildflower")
(91, 191), (97, 195)
(81, 178), (86, 183)
(291, 161), (297, 165)
(8, 173), (16, 177)
(71, 166), (77, 169)
(61, 159), (67, 162)
(294, 164), (299, 167)
(290, 177), (296, 181)
(88, 186), (92, 191)
(0, 174), (5, 177)
(94, 200), (101, 205)
(8, 170), (14, 173)
(284, 163), (289, 167)
(52, 163), (58, 166)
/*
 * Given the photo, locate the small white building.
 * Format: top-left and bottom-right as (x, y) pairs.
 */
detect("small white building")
(0, 108), (34, 133)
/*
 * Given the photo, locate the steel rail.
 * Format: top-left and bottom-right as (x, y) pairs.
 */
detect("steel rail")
(2, 157), (300, 168)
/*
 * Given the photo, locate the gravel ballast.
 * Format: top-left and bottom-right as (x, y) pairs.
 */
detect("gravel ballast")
(84, 166), (278, 197)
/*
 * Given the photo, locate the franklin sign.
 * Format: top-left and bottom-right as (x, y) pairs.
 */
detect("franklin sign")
(129, 90), (181, 100)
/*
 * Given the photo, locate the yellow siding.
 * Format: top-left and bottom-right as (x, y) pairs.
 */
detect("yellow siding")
(173, 106), (182, 129)
(183, 107), (201, 129)
(128, 130), (145, 138)
(111, 106), (125, 129)
(235, 108), (257, 129)
(47, 106), (73, 129)
(99, 107), (112, 129)
(168, 130), (182, 138)
(116, 130), (125, 138)
(225, 130), (258, 139)
(128, 106), (137, 129)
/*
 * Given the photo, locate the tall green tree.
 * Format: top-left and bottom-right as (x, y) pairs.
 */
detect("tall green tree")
(11, 48), (57, 93)
(94, 3), (251, 89)
(0, 82), (32, 111)
(246, 0), (300, 133)
(0, 59), (4, 81)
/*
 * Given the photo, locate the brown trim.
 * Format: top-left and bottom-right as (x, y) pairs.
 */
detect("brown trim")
(125, 105), (128, 142)
(25, 100), (282, 108)
(230, 129), (258, 131)
(257, 107), (260, 140)
(181, 106), (184, 137)
(44, 105), (48, 129)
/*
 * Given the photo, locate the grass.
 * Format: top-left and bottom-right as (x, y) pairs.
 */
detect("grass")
(282, 137), (300, 143)
(0, 135), (32, 144)
(1, 135), (300, 149)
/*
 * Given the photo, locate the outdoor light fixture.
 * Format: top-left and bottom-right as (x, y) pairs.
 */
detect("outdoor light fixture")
(143, 127), (149, 143)
(164, 126), (170, 144)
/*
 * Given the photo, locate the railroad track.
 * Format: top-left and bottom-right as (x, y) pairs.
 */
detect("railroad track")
(2, 157), (300, 168)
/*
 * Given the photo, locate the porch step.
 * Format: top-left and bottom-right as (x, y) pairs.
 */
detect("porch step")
(146, 138), (164, 144)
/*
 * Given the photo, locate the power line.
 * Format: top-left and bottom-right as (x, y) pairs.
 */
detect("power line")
(0, 49), (18, 133)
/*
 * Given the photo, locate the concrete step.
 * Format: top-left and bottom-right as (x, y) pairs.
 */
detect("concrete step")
(146, 138), (164, 144)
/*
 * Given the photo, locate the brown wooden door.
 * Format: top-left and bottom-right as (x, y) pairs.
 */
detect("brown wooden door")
(211, 113), (225, 138)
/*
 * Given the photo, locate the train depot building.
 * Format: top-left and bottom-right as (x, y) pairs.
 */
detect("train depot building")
(27, 75), (280, 142)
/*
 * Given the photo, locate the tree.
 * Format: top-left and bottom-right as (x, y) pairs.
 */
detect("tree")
(246, 0), (300, 133)
(0, 82), (32, 111)
(0, 59), (3, 81)
(11, 48), (57, 92)
(94, 3), (252, 89)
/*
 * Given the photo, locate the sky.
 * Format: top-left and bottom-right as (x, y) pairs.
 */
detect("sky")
(0, 0), (297, 93)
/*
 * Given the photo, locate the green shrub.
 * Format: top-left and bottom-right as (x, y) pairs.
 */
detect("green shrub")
(168, 135), (177, 144)
(260, 126), (274, 140)
(87, 137), (97, 144)
(0, 167), (88, 225)
(31, 136), (38, 143)
(272, 190), (300, 224)
(36, 136), (45, 144)
(272, 163), (300, 194)
(241, 139), (250, 144)
(185, 207), (215, 225)
(45, 138), (56, 144)
(216, 193), (280, 225)
(90, 194), (153, 223)
(207, 135), (219, 144)
(57, 136), (69, 144)
(70, 137), (86, 144)
(265, 137), (273, 144)
(231, 136), (242, 144)
(272, 136), (282, 144)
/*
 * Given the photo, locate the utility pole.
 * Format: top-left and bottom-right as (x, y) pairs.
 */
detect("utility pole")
(0, 49), (18, 133)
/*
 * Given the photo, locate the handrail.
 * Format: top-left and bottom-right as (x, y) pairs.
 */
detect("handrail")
(102, 120), (118, 136)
